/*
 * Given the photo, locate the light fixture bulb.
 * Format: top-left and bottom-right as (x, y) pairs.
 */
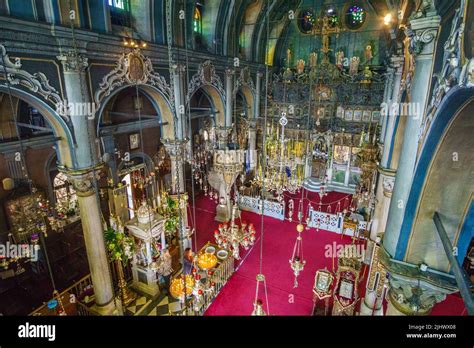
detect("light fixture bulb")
(384, 13), (393, 26)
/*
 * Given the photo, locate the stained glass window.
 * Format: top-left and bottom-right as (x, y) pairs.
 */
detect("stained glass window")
(298, 9), (316, 34)
(108, 0), (126, 10)
(108, 0), (130, 26)
(345, 4), (366, 30)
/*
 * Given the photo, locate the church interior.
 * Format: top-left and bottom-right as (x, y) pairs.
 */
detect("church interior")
(0, 0), (473, 322)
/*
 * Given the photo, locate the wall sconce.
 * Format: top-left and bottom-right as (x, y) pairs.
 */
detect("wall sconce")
(123, 39), (147, 49)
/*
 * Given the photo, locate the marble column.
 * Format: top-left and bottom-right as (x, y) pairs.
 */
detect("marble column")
(58, 51), (119, 315)
(172, 64), (186, 140)
(225, 69), (234, 128)
(370, 168), (396, 240)
(379, 67), (395, 142)
(65, 169), (120, 315)
(57, 51), (98, 169)
(383, 6), (441, 256)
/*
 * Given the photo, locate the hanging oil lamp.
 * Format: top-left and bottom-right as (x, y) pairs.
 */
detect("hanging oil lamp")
(289, 224), (306, 288)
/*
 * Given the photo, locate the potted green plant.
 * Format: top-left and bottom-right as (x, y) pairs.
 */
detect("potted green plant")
(104, 227), (136, 306)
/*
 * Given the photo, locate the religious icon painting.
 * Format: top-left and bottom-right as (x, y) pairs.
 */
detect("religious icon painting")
(336, 106), (344, 118)
(353, 109), (362, 122)
(344, 109), (353, 121)
(315, 271), (331, 292)
(362, 110), (371, 122)
(339, 279), (354, 299)
(129, 133), (140, 150)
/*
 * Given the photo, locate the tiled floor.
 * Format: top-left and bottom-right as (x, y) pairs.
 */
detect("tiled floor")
(121, 286), (186, 316)
(124, 293), (151, 315)
(147, 295), (183, 316)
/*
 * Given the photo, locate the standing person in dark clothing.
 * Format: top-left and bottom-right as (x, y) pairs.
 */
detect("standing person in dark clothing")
(183, 248), (194, 275)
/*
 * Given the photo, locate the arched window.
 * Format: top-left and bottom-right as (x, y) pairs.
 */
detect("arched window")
(108, 0), (130, 26)
(345, 4), (366, 30)
(193, 6), (202, 34)
(108, 0), (126, 10)
(53, 172), (78, 217)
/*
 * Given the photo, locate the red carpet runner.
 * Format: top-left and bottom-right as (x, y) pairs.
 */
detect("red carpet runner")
(191, 192), (467, 316)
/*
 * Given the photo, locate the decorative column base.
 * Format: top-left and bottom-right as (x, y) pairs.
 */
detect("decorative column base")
(91, 298), (123, 316)
(63, 165), (120, 315)
(360, 291), (384, 315)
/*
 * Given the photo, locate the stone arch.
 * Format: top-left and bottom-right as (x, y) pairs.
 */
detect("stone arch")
(396, 87), (474, 272)
(186, 60), (226, 127)
(94, 49), (175, 139)
(0, 45), (75, 167)
(96, 84), (175, 139)
(233, 67), (257, 119)
(0, 86), (75, 168)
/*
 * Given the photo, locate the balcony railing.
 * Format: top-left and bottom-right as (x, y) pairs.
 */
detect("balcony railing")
(29, 261), (132, 316)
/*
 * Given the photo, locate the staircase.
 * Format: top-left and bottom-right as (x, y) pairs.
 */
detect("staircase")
(303, 177), (323, 192)
(303, 177), (356, 194)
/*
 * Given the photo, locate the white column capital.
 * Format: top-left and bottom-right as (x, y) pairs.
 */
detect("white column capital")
(171, 63), (186, 74)
(57, 51), (88, 73)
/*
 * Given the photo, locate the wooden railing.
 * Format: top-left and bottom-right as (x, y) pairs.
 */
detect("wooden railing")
(29, 261), (133, 316)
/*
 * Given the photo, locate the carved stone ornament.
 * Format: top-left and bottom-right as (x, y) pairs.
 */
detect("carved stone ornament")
(95, 48), (173, 109)
(162, 139), (189, 160)
(186, 60), (225, 104)
(419, 0), (468, 145)
(405, 27), (438, 56)
(62, 169), (101, 197)
(388, 276), (447, 315)
(0, 44), (64, 116)
(57, 50), (88, 73)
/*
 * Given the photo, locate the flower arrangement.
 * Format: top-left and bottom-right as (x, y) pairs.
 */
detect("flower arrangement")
(162, 196), (179, 236)
(104, 227), (135, 263)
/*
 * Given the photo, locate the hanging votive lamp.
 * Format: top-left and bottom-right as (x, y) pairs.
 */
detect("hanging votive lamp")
(251, 274), (269, 316)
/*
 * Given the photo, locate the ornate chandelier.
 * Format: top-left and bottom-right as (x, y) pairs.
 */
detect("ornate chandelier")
(214, 204), (256, 260)
(254, 113), (310, 197)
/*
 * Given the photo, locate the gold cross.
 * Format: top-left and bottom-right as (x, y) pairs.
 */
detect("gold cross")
(311, 16), (344, 62)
